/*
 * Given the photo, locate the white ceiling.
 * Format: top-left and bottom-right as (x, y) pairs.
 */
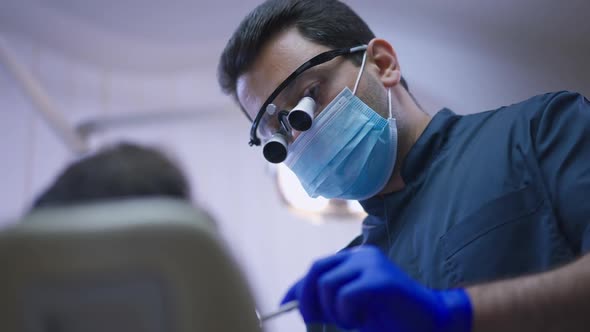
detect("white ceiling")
(1, 0), (589, 118)
(2, 0), (588, 70)
(0, 0), (261, 71)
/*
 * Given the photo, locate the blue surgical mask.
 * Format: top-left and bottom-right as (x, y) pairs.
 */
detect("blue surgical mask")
(284, 53), (398, 200)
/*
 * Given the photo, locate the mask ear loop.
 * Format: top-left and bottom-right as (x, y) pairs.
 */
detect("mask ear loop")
(388, 88), (393, 119)
(353, 50), (394, 120)
(352, 51), (368, 95)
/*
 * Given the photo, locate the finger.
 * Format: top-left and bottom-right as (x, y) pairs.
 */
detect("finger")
(317, 261), (362, 326)
(281, 278), (303, 305)
(335, 276), (373, 329)
(299, 251), (351, 323)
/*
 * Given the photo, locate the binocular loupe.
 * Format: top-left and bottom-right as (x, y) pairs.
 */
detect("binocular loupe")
(262, 97), (317, 163)
(287, 97), (316, 131)
(262, 131), (289, 164)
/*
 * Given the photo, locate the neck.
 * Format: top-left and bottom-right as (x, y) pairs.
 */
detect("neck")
(378, 86), (431, 195)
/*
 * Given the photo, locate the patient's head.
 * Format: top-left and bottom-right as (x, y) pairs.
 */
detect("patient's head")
(32, 143), (190, 209)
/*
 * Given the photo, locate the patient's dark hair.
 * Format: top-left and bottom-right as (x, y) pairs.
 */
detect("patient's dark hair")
(32, 143), (190, 209)
(218, 0), (408, 100)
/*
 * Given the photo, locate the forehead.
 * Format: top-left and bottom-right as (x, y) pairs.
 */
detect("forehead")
(236, 27), (330, 119)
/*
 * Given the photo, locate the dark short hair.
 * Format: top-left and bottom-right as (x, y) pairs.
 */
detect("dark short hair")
(218, 0), (408, 102)
(32, 143), (190, 209)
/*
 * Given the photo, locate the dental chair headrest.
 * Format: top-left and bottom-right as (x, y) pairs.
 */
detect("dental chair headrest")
(0, 198), (261, 332)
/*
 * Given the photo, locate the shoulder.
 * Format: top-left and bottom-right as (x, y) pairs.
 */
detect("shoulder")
(456, 91), (589, 134)
(513, 91), (590, 140)
(436, 91), (589, 164)
(491, 91), (586, 121)
(508, 91), (588, 119)
(465, 90), (583, 117)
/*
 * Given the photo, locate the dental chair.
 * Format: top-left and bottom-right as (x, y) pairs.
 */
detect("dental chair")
(0, 198), (261, 332)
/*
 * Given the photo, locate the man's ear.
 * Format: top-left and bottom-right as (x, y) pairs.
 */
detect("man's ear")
(366, 38), (401, 88)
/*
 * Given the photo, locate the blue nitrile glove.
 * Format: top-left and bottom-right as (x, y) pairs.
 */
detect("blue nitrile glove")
(281, 246), (472, 332)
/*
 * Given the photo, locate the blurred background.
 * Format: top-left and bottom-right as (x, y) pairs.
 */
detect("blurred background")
(0, 0), (589, 331)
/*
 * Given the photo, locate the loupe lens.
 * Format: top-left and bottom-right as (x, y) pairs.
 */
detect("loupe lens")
(288, 97), (316, 131)
(288, 110), (313, 131)
(263, 133), (288, 163)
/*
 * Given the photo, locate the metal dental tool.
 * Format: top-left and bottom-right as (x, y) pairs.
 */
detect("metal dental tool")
(258, 300), (299, 324)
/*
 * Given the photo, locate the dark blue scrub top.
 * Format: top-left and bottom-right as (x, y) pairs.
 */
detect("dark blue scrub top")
(352, 91), (590, 289)
(308, 91), (590, 332)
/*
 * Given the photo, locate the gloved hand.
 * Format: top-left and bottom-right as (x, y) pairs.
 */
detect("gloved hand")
(281, 246), (472, 332)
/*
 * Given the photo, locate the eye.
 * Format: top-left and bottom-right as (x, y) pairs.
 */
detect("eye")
(302, 84), (322, 115)
(303, 84), (319, 100)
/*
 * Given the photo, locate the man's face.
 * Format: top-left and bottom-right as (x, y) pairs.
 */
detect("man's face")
(236, 27), (389, 143)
